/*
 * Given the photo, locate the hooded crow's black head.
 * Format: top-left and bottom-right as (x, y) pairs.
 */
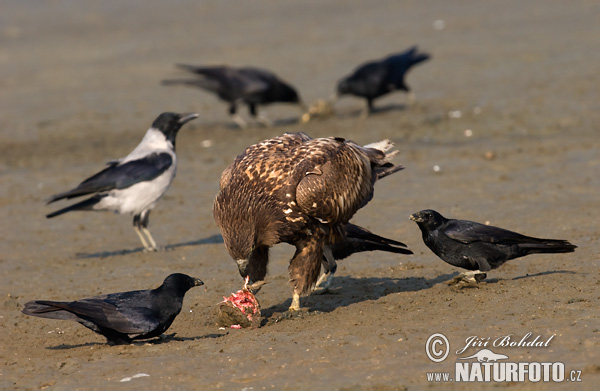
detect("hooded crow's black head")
(152, 112), (199, 146)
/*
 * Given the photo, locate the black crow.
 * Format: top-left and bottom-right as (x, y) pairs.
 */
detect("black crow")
(314, 223), (413, 291)
(410, 209), (577, 282)
(214, 133), (411, 311)
(46, 112), (198, 251)
(162, 65), (306, 128)
(336, 46), (430, 113)
(22, 273), (204, 345)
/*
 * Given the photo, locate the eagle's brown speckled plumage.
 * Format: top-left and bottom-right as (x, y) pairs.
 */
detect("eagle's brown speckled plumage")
(213, 132), (411, 309)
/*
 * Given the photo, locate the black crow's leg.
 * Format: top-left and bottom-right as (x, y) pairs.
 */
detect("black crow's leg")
(450, 270), (487, 285)
(313, 245), (336, 294)
(229, 103), (247, 129)
(360, 99), (373, 119)
(461, 270), (486, 283)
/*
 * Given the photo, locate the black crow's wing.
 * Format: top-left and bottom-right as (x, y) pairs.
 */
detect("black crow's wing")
(331, 223), (413, 260)
(444, 220), (531, 245)
(47, 152), (173, 203)
(61, 297), (158, 334)
(351, 61), (388, 86)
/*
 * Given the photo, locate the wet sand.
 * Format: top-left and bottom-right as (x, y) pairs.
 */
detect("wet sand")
(1, 1), (599, 389)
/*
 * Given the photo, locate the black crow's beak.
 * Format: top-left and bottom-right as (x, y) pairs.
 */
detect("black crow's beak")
(409, 214), (422, 223)
(193, 278), (204, 287)
(179, 113), (199, 124)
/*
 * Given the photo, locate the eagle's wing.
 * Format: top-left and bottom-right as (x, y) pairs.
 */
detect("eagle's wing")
(293, 138), (375, 224)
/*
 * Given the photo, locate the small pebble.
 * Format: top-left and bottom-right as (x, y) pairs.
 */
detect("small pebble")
(448, 110), (462, 119)
(484, 151), (496, 160)
(433, 20), (446, 30)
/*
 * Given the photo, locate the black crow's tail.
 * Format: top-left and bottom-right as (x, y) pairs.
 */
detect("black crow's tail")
(46, 195), (104, 218)
(519, 239), (577, 254)
(22, 300), (79, 321)
(332, 223), (413, 260)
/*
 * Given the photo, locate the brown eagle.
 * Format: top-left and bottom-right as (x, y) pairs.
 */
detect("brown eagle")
(213, 132), (412, 311)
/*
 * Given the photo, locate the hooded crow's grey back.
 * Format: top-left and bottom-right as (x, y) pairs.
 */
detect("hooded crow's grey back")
(162, 65), (304, 127)
(46, 112), (198, 251)
(22, 273), (204, 345)
(336, 46), (430, 111)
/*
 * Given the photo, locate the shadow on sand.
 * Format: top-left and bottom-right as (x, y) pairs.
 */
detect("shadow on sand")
(261, 272), (456, 323)
(46, 332), (227, 350)
(74, 234), (224, 259)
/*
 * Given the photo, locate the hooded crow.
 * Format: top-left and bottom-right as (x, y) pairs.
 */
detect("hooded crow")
(46, 112), (198, 251)
(22, 273), (204, 345)
(161, 65), (306, 128)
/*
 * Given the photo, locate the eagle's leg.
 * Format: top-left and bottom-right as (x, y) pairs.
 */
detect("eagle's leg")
(289, 291), (301, 312)
(288, 233), (324, 311)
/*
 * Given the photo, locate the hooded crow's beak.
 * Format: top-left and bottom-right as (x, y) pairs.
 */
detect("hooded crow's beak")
(179, 113), (200, 124)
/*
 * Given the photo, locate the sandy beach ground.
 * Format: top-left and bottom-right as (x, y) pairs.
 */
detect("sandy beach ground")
(1, 1), (598, 389)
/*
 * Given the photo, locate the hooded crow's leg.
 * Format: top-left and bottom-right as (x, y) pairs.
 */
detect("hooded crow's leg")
(248, 103), (272, 127)
(229, 103), (247, 128)
(133, 212), (157, 252)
